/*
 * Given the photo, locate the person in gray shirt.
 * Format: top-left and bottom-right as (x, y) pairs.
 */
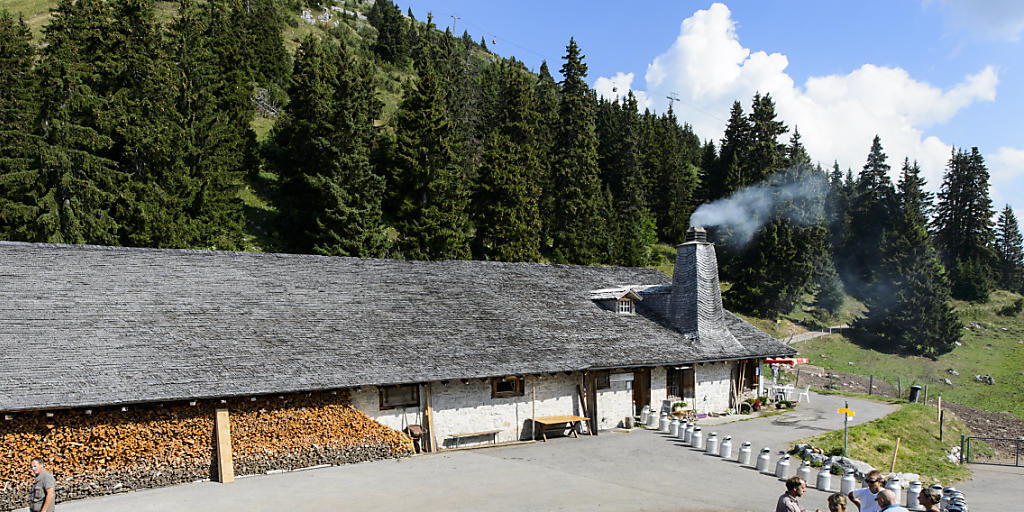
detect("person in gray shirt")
(29, 458), (55, 512)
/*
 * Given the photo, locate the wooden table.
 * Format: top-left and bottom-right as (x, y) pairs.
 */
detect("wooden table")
(529, 415), (591, 441)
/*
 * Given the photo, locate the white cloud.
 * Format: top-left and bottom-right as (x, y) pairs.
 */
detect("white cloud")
(596, 2), (1000, 193)
(927, 0), (1024, 42)
(594, 72), (652, 110)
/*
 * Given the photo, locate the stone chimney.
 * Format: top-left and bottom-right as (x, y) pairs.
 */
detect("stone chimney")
(668, 226), (734, 343)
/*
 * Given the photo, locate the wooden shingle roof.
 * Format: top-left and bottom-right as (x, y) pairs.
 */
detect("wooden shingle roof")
(0, 242), (796, 412)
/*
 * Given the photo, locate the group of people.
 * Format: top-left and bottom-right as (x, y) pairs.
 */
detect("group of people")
(776, 470), (944, 512)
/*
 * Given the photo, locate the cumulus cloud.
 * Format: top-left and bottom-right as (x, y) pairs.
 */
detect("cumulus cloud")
(596, 2), (1004, 194)
(927, 0), (1024, 42)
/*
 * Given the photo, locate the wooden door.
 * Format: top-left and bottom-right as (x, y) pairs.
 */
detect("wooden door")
(632, 367), (651, 416)
(682, 367), (695, 401)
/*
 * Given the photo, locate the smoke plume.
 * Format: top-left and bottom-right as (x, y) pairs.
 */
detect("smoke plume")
(689, 169), (826, 246)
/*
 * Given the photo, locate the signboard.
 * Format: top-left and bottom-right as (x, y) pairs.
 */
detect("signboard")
(610, 372), (634, 383)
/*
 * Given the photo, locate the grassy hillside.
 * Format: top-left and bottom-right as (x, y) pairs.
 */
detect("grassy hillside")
(795, 290), (1024, 420)
(795, 403), (977, 484)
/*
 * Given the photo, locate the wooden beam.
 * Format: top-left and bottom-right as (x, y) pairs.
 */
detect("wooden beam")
(214, 408), (234, 483)
(584, 372), (598, 436)
(424, 383), (437, 452)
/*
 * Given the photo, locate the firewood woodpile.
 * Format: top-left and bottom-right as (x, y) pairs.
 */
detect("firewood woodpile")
(0, 391), (413, 510)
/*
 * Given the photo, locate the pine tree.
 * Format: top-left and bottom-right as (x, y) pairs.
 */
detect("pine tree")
(745, 92), (788, 183)
(932, 147), (996, 301)
(32, 0), (126, 245)
(550, 38), (606, 265)
(994, 205), (1024, 292)
(388, 38), (470, 260)
(0, 10), (41, 241)
(472, 58), (542, 262)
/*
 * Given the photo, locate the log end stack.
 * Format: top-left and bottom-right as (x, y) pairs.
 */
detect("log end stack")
(0, 391), (413, 510)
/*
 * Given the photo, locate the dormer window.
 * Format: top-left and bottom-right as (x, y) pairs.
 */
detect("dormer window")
(617, 299), (635, 315)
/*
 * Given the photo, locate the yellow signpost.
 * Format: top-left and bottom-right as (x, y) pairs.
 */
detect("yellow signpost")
(839, 402), (854, 456)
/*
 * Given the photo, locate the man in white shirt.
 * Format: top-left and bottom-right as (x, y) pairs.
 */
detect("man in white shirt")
(848, 469), (884, 512)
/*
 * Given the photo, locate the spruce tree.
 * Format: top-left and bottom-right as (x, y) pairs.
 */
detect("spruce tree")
(0, 10), (41, 241)
(367, 0), (408, 65)
(838, 135), (897, 298)
(388, 38), (471, 260)
(168, 0), (248, 250)
(994, 205), (1024, 292)
(550, 38), (605, 265)
(604, 92), (657, 266)
(932, 147), (996, 301)
(857, 156), (961, 357)
(744, 92), (788, 183)
(533, 61), (559, 251)
(271, 35), (388, 257)
(716, 101), (748, 198)
(33, 0), (126, 245)
(472, 58), (542, 262)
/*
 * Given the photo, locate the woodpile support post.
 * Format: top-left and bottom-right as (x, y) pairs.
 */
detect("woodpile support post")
(424, 383), (437, 452)
(214, 408), (234, 483)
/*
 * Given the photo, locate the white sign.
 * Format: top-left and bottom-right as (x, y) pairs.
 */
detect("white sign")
(610, 372), (634, 383)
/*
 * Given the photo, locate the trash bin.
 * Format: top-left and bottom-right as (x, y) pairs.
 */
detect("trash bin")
(909, 385), (922, 403)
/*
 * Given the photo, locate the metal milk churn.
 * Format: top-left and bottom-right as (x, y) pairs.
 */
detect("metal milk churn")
(691, 427), (704, 449)
(719, 435), (733, 459)
(840, 469), (857, 495)
(775, 454), (791, 478)
(640, 405), (651, 425)
(705, 432), (719, 454)
(684, 423), (695, 444)
(906, 481), (923, 511)
(646, 409), (658, 428)
(885, 476), (902, 505)
(797, 460), (814, 484)
(677, 420), (688, 440)
(755, 447), (772, 472)
(669, 417), (680, 437)
(658, 412), (669, 432)
(738, 441), (752, 465)
(816, 465), (832, 491)
(940, 486), (955, 511)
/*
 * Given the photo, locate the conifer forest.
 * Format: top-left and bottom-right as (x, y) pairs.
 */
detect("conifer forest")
(2, 0), (1021, 358)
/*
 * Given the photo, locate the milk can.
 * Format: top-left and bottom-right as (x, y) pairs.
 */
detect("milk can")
(676, 420), (688, 440)
(669, 417), (680, 437)
(840, 469), (857, 495)
(738, 441), (752, 465)
(640, 405), (651, 425)
(684, 423), (695, 444)
(646, 409), (659, 428)
(719, 435), (733, 459)
(705, 432), (719, 454)
(816, 465), (832, 491)
(940, 486), (956, 511)
(755, 447), (772, 472)
(775, 454), (791, 479)
(885, 476), (903, 505)
(658, 412), (669, 432)
(949, 491), (967, 512)
(797, 460), (814, 484)
(691, 427), (704, 449)
(905, 481), (922, 511)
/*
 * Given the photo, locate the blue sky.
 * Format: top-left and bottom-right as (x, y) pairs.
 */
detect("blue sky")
(397, 0), (1024, 219)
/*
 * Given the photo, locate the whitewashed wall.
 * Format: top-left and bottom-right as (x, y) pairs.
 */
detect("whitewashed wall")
(352, 371), (641, 448)
(651, 366), (668, 412)
(694, 362), (734, 414)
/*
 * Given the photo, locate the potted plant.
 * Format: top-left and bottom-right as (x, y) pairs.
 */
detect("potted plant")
(672, 401), (687, 412)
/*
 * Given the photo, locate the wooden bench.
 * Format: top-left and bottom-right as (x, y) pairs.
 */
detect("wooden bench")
(529, 415), (591, 441)
(445, 428), (502, 449)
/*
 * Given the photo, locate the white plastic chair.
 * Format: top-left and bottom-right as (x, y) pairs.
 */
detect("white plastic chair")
(797, 385), (810, 403)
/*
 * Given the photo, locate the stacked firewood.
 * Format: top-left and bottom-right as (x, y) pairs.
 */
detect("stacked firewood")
(0, 391), (412, 510)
